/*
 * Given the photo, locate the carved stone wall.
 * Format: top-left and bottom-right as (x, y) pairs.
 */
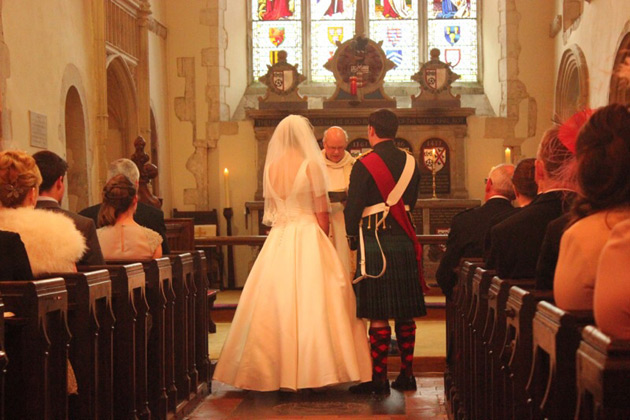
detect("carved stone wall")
(609, 23), (630, 105)
(555, 45), (589, 122)
(484, 0), (537, 162)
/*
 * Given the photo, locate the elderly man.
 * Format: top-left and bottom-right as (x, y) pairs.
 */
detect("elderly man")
(436, 163), (515, 299)
(322, 126), (355, 277)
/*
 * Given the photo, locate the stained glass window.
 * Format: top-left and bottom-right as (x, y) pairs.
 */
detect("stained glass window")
(310, 1), (357, 83)
(369, 0), (420, 83)
(251, 0), (303, 81)
(251, 0), (479, 84)
(426, 0), (478, 82)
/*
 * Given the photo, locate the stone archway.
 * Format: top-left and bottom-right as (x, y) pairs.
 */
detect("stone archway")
(609, 23), (630, 105)
(555, 45), (589, 122)
(65, 86), (88, 212)
(106, 55), (138, 163)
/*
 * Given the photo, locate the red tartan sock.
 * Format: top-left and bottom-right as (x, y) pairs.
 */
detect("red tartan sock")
(369, 326), (391, 383)
(395, 320), (416, 376)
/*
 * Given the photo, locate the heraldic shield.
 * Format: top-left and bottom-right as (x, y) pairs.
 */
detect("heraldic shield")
(423, 147), (446, 172)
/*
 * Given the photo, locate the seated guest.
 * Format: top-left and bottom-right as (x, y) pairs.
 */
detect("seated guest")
(594, 219), (630, 339)
(511, 158), (538, 207)
(0, 150), (86, 275)
(436, 163), (515, 298)
(97, 174), (163, 260)
(33, 150), (104, 266)
(554, 104), (630, 310)
(483, 158), (538, 258)
(0, 230), (33, 280)
(79, 158), (170, 254)
(486, 125), (577, 279)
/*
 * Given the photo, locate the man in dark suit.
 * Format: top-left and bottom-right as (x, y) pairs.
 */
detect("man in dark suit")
(486, 127), (577, 279)
(344, 109), (426, 394)
(436, 163), (516, 299)
(0, 230), (33, 280)
(33, 150), (105, 266)
(78, 158), (170, 254)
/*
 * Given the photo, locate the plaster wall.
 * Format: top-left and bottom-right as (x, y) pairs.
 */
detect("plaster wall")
(164, 0), (211, 212)
(482, 0), (502, 115)
(2, 0), (98, 184)
(148, 15), (172, 210)
(224, 2), (248, 118)
(556, 0), (630, 107)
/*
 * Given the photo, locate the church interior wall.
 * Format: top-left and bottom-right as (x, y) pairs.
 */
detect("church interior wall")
(555, 1), (630, 107)
(148, 26), (172, 210)
(481, 0), (502, 116)
(164, 0), (210, 213)
(1, 0), (98, 164)
(224, 2), (248, 119)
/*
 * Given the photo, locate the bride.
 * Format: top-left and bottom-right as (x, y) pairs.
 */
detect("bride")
(213, 115), (371, 391)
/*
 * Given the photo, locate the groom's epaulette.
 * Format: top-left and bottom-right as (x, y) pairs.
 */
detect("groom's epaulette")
(357, 150), (373, 160)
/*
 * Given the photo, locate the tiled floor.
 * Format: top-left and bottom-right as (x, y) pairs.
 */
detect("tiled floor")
(186, 375), (447, 419)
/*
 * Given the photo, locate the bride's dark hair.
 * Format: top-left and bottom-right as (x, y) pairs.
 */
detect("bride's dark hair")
(97, 174), (137, 227)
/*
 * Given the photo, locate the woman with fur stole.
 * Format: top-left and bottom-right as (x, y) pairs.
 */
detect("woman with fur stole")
(0, 150), (86, 277)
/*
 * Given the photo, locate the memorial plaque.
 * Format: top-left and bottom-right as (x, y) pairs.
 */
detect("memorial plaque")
(29, 111), (47, 148)
(419, 138), (450, 196)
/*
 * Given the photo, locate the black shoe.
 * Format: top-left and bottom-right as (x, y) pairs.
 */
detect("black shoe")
(349, 380), (391, 395)
(391, 373), (417, 391)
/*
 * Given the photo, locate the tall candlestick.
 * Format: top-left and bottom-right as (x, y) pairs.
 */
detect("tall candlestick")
(223, 168), (231, 208)
(431, 148), (437, 199)
(505, 147), (512, 163)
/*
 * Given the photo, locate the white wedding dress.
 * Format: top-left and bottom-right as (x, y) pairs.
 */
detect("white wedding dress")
(213, 159), (372, 391)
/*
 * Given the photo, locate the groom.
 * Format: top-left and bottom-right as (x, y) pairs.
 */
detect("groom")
(344, 109), (427, 395)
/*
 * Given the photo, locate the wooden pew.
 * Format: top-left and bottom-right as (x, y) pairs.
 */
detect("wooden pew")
(0, 297), (7, 420)
(106, 257), (174, 419)
(448, 259), (484, 419)
(526, 302), (594, 419)
(575, 326), (630, 419)
(79, 264), (150, 420)
(48, 270), (115, 420)
(485, 276), (535, 420)
(469, 267), (496, 420)
(499, 286), (553, 420)
(1, 279), (70, 420)
(189, 250), (211, 386)
(167, 252), (198, 409)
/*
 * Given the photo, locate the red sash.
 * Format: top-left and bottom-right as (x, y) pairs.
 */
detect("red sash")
(361, 152), (429, 292)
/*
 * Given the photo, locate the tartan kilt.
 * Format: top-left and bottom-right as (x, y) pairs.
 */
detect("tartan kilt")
(353, 233), (427, 320)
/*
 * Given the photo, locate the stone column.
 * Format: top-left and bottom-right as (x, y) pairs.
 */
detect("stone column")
(136, 1), (152, 146)
(92, 0), (109, 197)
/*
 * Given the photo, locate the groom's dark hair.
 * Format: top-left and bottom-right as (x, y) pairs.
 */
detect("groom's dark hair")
(368, 108), (398, 139)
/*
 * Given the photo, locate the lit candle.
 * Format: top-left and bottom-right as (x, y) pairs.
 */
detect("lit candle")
(224, 168), (230, 208)
(505, 147), (512, 163)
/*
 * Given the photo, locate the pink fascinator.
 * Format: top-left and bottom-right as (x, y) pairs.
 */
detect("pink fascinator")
(558, 109), (594, 154)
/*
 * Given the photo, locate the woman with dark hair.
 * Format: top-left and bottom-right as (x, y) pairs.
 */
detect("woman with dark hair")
(96, 174), (162, 260)
(554, 104), (630, 310)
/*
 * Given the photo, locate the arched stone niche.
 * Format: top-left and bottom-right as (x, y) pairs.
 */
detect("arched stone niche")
(105, 55), (139, 166)
(609, 23), (630, 105)
(555, 45), (589, 123)
(59, 64), (90, 213)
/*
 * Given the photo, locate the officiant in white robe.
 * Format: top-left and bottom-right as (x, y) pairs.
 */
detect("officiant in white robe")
(322, 126), (355, 278)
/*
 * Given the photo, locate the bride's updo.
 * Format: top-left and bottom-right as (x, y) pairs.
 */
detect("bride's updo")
(97, 174), (137, 227)
(0, 150), (42, 208)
